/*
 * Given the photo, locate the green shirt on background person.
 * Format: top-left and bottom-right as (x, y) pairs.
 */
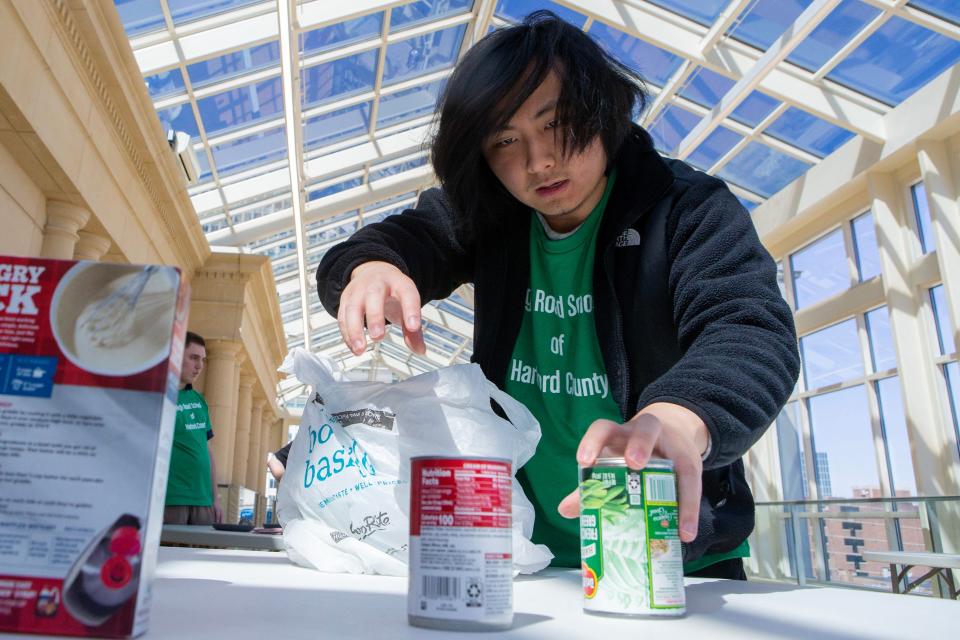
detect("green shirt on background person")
(165, 385), (214, 506)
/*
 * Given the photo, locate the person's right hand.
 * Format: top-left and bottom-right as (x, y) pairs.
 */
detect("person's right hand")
(338, 261), (425, 356)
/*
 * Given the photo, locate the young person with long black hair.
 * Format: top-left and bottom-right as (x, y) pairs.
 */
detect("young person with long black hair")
(317, 12), (799, 579)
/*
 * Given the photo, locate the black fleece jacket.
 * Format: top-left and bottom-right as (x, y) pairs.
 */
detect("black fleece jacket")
(316, 125), (800, 565)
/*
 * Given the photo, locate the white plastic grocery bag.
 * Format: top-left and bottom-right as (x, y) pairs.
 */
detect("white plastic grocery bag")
(276, 348), (553, 576)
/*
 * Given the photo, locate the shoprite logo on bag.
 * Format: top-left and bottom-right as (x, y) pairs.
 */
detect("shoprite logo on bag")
(350, 511), (391, 540)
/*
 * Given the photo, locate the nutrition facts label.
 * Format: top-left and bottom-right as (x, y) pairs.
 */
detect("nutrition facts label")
(408, 458), (512, 623)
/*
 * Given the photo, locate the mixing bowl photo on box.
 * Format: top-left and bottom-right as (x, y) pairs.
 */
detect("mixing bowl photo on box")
(0, 256), (189, 638)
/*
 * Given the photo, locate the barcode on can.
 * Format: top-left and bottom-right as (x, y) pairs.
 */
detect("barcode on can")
(422, 575), (460, 600)
(645, 473), (677, 503)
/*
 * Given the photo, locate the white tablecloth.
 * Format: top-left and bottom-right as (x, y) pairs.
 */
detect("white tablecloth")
(9, 547), (958, 638)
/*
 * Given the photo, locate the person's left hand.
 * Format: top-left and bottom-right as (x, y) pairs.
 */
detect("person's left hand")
(557, 402), (709, 543)
(213, 499), (223, 524)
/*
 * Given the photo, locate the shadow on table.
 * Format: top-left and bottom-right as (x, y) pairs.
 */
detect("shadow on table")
(685, 580), (804, 615)
(684, 581), (876, 640)
(152, 578), (550, 638)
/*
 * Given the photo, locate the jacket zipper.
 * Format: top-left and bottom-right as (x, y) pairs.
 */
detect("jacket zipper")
(602, 244), (630, 421)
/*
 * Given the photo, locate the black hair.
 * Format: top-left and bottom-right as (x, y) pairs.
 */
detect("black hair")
(185, 331), (205, 349)
(430, 10), (648, 238)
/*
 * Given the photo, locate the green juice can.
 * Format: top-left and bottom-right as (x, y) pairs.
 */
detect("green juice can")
(579, 457), (685, 616)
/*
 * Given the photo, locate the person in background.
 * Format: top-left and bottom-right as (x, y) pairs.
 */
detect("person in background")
(316, 12), (799, 578)
(164, 331), (223, 525)
(267, 441), (292, 483)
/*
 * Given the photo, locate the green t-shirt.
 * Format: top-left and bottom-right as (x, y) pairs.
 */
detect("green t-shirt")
(165, 386), (214, 506)
(505, 173), (749, 571)
(505, 174), (622, 567)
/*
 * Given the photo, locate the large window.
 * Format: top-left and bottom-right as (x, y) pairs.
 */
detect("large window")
(808, 386), (880, 499)
(911, 182), (936, 254)
(930, 285), (956, 356)
(865, 306), (896, 373)
(790, 229), (850, 309)
(800, 319), (864, 389)
(876, 377), (917, 497)
(929, 284), (959, 458)
(851, 211), (880, 281)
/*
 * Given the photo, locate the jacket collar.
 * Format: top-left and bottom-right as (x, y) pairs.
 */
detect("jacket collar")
(598, 124), (676, 247)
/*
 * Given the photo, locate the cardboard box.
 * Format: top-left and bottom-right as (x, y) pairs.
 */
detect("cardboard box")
(0, 257), (188, 638)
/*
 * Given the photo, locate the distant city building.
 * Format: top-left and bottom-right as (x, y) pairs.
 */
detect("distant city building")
(801, 451), (832, 498)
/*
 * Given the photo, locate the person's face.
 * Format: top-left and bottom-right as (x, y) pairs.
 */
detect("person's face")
(181, 342), (206, 385)
(482, 70), (608, 233)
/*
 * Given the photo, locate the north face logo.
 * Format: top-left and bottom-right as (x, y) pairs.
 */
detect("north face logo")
(615, 229), (641, 247)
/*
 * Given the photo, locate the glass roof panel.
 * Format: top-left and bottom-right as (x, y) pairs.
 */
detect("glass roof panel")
(364, 192), (417, 212)
(377, 79), (446, 129)
(908, 1), (960, 24)
(187, 41), (281, 88)
(764, 107), (855, 157)
(717, 141), (813, 198)
(197, 77), (284, 135)
(736, 195), (760, 213)
(304, 102), (372, 152)
(307, 222), (358, 250)
(231, 197), (291, 225)
(210, 127), (287, 176)
(167, 0), (262, 26)
(646, 0), (728, 27)
(307, 177), (363, 202)
(730, 91), (781, 128)
(247, 228), (293, 251)
(382, 24), (467, 86)
(679, 67), (734, 109)
(827, 16), (960, 106)
(195, 148), (213, 182)
(115, 0), (165, 36)
(786, 0), (880, 73)
(301, 14), (383, 55)
(157, 102), (199, 137)
(728, 0), (811, 50)
(364, 205), (408, 225)
(145, 69), (186, 99)
(201, 216), (229, 234)
(647, 104), (701, 154)
(391, 0), (473, 32)
(495, 0), (587, 28)
(302, 50), (379, 108)
(687, 126), (743, 170)
(369, 156), (429, 182)
(589, 22), (684, 87)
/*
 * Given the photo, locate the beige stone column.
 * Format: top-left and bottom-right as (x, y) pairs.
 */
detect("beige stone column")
(246, 408), (266, 492)
(41, 201), (90, 259)
(245, 398), (266, 489)
(258, 417), (281, 494)
(231, 373), (255, 488)
(73, 230), (112, 261)
(203, 339), (242, 486)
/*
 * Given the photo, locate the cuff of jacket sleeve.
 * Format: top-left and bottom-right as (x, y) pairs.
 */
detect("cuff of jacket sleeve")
(637, 394), (721, 469)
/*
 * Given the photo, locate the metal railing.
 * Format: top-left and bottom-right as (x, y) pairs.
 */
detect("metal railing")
(747, 496), (960, 598)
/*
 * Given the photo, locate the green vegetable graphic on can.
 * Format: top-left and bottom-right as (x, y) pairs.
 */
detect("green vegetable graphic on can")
(579, 457), (685, 616)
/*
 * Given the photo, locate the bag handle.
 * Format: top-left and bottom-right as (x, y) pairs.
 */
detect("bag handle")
(486, 381), (535, 435)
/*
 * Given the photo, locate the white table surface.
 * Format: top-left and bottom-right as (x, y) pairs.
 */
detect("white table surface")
(8, 547), (958, 639)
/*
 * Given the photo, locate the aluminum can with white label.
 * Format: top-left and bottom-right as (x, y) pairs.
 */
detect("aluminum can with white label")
(579, 457), (685, 616)
(408, 456), (513, 631)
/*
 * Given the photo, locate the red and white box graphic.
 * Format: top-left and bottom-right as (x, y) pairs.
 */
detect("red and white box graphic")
(0, 256), (188, 638)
